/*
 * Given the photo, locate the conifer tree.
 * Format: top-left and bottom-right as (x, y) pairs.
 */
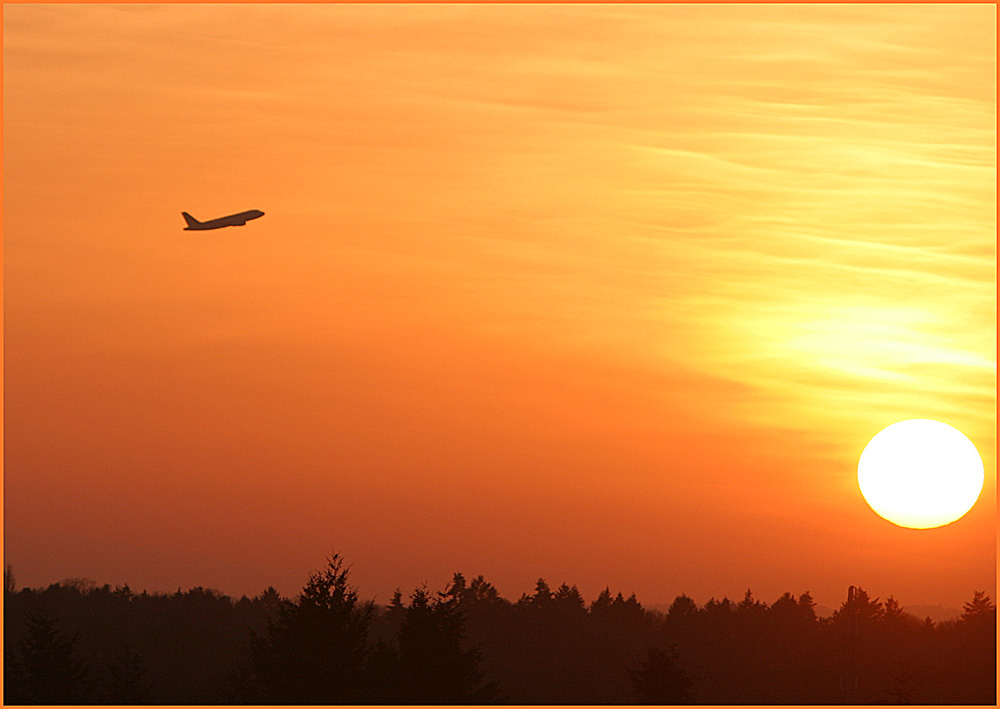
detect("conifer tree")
(961, 591), (995, 622)
(13, 612), (90, 704)
(397, 585), (499, 704)
(103, 645), (151, 704)
(631, 646), (694, 704)
(250, 554), (373, 704)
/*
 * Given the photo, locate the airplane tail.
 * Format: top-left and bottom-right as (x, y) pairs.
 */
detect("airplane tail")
(181, 212), (202, 229)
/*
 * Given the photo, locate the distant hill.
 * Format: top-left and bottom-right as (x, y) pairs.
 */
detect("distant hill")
(811, 603), (960, 622)
(905, 604), (961, 623)
(651, 603), (961, 623)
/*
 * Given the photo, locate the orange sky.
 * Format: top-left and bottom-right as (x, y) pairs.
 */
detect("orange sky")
(4, 3), (995, 612)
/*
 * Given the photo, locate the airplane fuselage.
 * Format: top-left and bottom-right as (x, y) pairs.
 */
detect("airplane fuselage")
(182, 210), (265, 230)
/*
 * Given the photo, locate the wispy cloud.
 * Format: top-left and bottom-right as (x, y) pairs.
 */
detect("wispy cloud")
(4, 3), (994, 603)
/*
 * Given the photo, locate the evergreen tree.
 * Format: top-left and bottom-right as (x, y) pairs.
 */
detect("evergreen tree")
(703, 596), (734, 616)
(364, 639), (403, 704)
(797, 591), (818, 622)
(103, 645), (151, 704)
(4, 638), (25, 705)
(631, 646), (694, 704)
(527, 579), (553, 609)
(590, 587), (614, 616)
(465, 575), (504, 605)
(667, 594), (699, 619)
(446, 573), (467, 601)
(737, 588), (767, 614)
(396, 585), (499, 704)
(960, 591), (995, 623)
(13, 612), (90, 704)
(832, 586), (884, 630)
(250, 554), (374, 704)
(553, 583), (586, 611)
(4, 565), (15, 596)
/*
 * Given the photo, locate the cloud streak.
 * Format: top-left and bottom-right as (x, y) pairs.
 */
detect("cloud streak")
(4, 3), (994, 606)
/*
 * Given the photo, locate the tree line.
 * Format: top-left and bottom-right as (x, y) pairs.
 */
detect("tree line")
(3, 559), (995, 704)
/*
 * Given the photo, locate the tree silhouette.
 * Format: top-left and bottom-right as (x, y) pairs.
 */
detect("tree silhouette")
(465, 575), (504, 605)
(889, 666), (914, 705)
(960, 590), (995, 623)
(254, 586), (283, 617)
(396, 584), (499, 704)
(591, 587), (614, 615)
(250, 554), (373, 704)
(830, 586), (887, 703)
(520, 578), (553, 610)
(702, 595), (734, 618)
(103, 645), (151, 704)
(4, 638), (25, 704)
(832, 585), (884, 628)
(736, 588), (767, 615)
(768, 591), (818, 631)
(10, 611), (90, 704)
(667, 594), (699, 620)
(553, 583), (587, 615)
(4, 565), (15, 596)
(797, 591), (817, 617)
(631, 646), (694, 704)
(363, 637), (403, 704)
(3, 562), (997, 705)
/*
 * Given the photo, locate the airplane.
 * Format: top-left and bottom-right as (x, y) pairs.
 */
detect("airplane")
(181, 209), (265, 230)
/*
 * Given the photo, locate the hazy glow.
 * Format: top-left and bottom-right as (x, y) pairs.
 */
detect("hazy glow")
(3, 4), (995, 607)
(858, 420), (985, 529)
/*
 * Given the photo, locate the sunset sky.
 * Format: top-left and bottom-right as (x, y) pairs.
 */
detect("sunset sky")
(4, 3), (995, 613)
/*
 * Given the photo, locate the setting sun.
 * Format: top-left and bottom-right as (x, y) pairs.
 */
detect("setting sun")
(857, 419), (985, 529)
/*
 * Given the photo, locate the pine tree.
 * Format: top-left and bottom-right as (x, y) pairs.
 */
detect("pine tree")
(737, 588), (768, 613)
(4, 565), (15, 596)
(631, 646), (694, 704)
(961, 591), (995, 622)
(396, 586), (499, 704)
(104, 645), (151, 704)
(832, 586), (884, 628)
(667, 594), (699, 619)
(590, 587), (614, 616)
(14, 612), (90, 704)
(466, 575), (503, 605)
(250, 554), (374, 704)
(797, 591), (817, 622)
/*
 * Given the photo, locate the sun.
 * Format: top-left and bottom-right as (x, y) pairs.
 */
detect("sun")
(857, 419), (984, 529)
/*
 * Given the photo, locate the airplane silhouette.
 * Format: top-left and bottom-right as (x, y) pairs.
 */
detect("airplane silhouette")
(182, 210), (265, 230)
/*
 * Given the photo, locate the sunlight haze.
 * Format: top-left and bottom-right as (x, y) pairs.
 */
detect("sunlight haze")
(4, 4), (995, 612)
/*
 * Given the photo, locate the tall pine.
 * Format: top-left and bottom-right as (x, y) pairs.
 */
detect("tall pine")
(11, 612), (90, 704)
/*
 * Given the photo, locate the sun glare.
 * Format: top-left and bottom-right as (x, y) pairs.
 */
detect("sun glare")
(857, 419), (985, 529)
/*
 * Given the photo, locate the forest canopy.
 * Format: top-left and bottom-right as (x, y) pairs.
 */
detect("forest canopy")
(3, 559), (995, 704)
